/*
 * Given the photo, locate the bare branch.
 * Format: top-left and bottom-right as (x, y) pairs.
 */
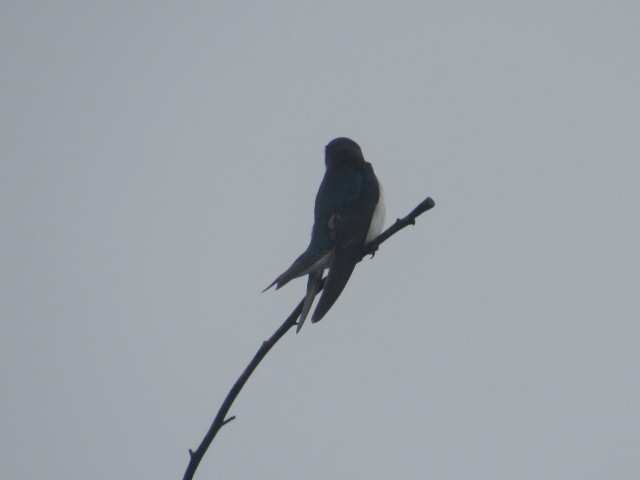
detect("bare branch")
(183, 196), (435, 480)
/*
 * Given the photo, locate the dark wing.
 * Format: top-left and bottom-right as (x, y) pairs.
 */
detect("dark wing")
(311, 164), (379, 323)
(263, 163), (362, 293)
(262, 249), (328, 292)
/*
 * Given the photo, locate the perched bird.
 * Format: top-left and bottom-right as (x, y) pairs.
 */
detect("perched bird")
(264, 137), (385, 332)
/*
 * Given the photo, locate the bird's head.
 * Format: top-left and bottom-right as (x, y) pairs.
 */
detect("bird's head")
(325, 137), (364, 167)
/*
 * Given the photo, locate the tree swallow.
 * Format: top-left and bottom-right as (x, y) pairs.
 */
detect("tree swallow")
(264, 137), (385, 332)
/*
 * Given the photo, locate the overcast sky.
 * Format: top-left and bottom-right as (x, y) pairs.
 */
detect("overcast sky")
(2, 2), (639, 479)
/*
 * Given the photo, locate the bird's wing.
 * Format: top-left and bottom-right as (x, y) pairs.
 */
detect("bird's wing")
(310, 209), (373, 323)
(311, 216), (366, 323)
(262, 249), (329, 292)
(310, 164), (380, 323)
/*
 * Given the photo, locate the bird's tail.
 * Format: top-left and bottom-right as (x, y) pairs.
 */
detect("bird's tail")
(297, 271), (323, 333)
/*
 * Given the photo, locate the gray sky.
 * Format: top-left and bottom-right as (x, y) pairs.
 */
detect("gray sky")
(2, 2), (639, 479)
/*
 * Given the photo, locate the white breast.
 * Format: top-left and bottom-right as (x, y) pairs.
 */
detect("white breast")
(365, 179), (386, 244)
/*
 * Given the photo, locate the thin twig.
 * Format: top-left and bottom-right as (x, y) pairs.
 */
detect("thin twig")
(183, 196), (435, 480)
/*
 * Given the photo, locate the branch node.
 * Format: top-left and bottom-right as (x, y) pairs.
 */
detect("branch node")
(222, 416), (236, 426)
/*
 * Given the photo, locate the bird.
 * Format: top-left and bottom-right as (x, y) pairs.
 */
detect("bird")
(264, 137), (385, 332)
